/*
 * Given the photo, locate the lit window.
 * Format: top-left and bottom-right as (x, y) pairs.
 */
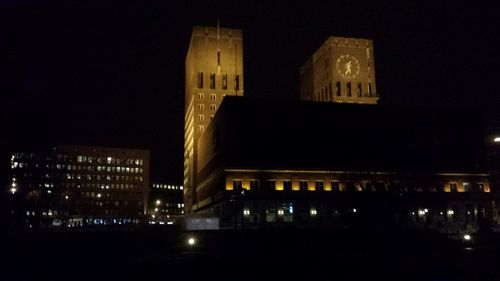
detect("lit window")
(107, 157), (112, 164)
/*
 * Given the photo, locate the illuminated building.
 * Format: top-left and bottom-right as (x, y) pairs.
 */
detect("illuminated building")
(184, 24), (244, 213)
(8, 146), (150, 228)
(300, 37), (378, 104)
(193, 96), (499, 231)
(148, 181), (184, 225)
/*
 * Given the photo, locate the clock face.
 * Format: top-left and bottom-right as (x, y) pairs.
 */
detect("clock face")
(336, 55), (360, 79)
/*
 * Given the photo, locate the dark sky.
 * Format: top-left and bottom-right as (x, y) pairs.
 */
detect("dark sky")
(1, 0), (499, 185)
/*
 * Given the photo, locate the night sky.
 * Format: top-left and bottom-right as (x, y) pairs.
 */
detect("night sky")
(1, 0), (499, 185)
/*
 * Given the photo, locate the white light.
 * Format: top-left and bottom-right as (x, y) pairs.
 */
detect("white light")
(352, 208), (357, 213)
(310, 208), (317, 216)
(167, 221), (174, 225)
(97, 193), (102, 198)
(494, 137), (500, 143)
(187, 237), (196, 246)
(463, 234), (471, 241)
(47, 190), (52, 194)
(151, 214), (155, 219)
(277, 209), (284, 216)
(447, 210), (454, 215)
(424, 208), (429, 213)
(243, 209), (250, 216)
(10, 187), (17, 194)
(65, 195), (69, 200)
(155, 200), (161, 206)
(11, 182), (16, 187)
(154, 208), (158, 212)
(418, 210), (426, 215)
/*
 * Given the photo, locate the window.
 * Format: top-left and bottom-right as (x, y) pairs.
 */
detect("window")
(198, 114), (204, 121)
(450, 183), (458, 192)
(328, 83), (332, 100)
(198, 104), (204, 111)
(210, 73), (216, 89)
(336, 82), (341, 96)
(315, 181), (324, 191)
(198, 93), (204, 100)
(233, 180), (242, 190)
(267, 180), (276, 190)
(198, 125), (205, 132)
(357, 83), (362, 97)
(299, 180), (308, 191)
(283, 180), (292, 191)
(345, 182), (355, 192)
(250, 180), (259, 190)
(234, 75), (240, 91)
(197, 72), (204, 88)
(222, 75), (228, 90)
(209, 104), (216, 111)
(210, 115), (214, 120)
(332, 181), (340, 192)
(477, 183), (484, 192)
(368, 83), (372, 97)
(346, 82), (352, 97)
(217, 51), (220, 65)
(210, 93), (216, 101)
(463, 182), (471, 192)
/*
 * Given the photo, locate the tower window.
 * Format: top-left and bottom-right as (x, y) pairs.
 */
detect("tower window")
(197, 72), (204, 88)
(210, 73), (216, 89)
(368, 83), (372, 97)
(235, 75), (240, 91)
(210, 93), (216, 101)
(209, 104), (216, 111)
(357, 83), (362, 97)
(222, 75), (228, 90)
(217, 51), (220, 66)
(198, 125), (205, 132)
(198, 93), (204, 100)
(198, 114), (204, 121)
(347, 82), (352, 97)
(328, 83), (332, 100)
(198, 104), (204, 111)
(336, 82), (341, 96)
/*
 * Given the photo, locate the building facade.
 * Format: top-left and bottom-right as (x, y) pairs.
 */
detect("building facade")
(8, 146), (150, 228)
(184, 25), (244, 213)
(300, 37), (378, 104)
(193, 97), (499, 233)
(148, 181), (184, 225)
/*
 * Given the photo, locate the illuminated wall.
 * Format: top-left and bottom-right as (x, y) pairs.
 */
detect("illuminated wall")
(184, 25), (244, 212)
(300, 37), (378, 104)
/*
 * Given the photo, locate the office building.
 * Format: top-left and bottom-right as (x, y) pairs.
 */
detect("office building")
(8, 145), (150, 228)
(148, 181), (184, 225)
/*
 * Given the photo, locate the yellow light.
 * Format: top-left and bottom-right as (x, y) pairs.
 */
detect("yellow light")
(275, 180), (284, 191)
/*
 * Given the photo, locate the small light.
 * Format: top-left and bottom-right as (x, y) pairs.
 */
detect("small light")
(277, 209), (284, 216)
(155, 200), (161, 206)
(243, 208), (250, 216)
(187, 237), (196, 246)
(154, 208), (158, 212)
(65, 195), (69, 200)
(10, 187), (17, 194)
(463, 234), (471, 241)
(424, 208), (429, 213)
(97, 193), (102, 198)
(447, 210), (454, 215)
(494, 137), (500, 143)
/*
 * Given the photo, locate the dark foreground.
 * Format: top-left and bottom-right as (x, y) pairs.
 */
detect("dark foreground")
(1, 227), (500, 281)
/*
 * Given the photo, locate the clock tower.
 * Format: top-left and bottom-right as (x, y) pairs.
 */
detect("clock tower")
(300, 37), (378, 104)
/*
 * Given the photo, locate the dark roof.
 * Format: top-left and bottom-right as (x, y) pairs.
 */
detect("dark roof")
(210, 96), (486, 173)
